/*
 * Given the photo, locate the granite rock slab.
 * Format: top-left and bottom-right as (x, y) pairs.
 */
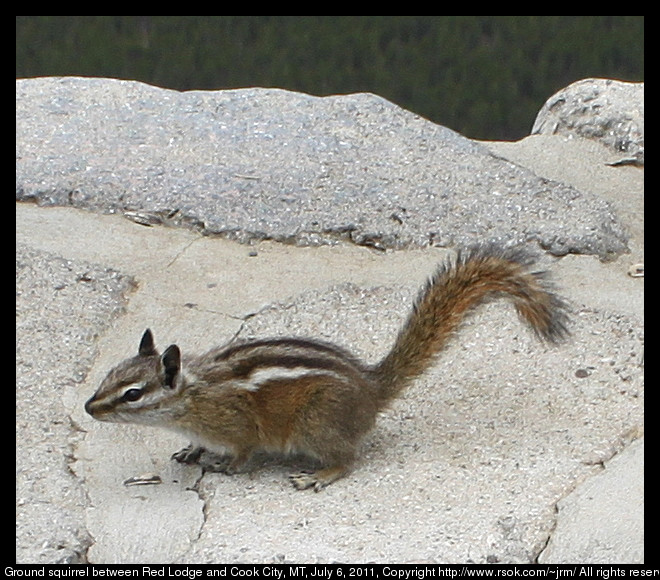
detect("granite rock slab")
(17, 77), (628, 258)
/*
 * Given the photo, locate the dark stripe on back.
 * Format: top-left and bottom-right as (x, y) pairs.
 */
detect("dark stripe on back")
(214, 337), (357, 364)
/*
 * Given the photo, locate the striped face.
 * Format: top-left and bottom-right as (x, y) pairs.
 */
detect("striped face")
(84, 353), (182, 425)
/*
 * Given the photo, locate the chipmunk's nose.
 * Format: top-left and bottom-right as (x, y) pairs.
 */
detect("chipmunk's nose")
(84, 395), (96, 416)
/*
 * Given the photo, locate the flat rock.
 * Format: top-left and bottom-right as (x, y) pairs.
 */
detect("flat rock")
(538, 437), (644, 564)
(16, 77), (627, 258)
(16, 204), (643, 564)
(16, 244), (135, 563)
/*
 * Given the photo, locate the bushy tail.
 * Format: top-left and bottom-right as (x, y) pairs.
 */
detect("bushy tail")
(373, 244), (569, 405)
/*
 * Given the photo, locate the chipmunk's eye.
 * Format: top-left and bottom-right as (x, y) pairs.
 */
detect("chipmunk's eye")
(122, 388), (144, 402)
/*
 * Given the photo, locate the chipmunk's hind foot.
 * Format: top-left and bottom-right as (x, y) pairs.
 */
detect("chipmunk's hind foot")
(288, 464), (350, 492)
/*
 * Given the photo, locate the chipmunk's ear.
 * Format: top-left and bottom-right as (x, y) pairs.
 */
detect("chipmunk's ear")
(161, 345), (181, 390)
(139, 328), (158, 356)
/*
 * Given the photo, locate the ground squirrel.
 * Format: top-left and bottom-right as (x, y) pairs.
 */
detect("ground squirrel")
(85, 244), (569, 491)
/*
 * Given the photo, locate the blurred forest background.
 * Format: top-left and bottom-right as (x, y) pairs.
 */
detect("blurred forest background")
(16, 16), (644, 140)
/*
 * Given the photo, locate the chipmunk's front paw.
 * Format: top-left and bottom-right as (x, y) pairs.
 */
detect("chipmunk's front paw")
(172, 444), (204, 464)
(172, 445), (237, 473)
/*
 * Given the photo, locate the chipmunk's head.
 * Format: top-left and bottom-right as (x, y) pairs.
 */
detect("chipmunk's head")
(85, 329), (187, 425)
